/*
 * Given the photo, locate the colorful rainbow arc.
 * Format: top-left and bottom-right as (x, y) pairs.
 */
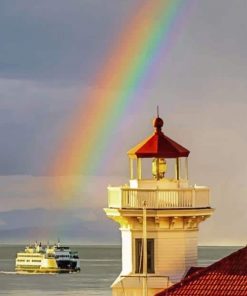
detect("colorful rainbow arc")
(50, 0), (193, 200)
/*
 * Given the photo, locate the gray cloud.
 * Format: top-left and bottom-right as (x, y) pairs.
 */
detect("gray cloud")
(0, 0), (141, 83)
(0, 79), (81, 174)
(0, 0), (246, 245)
(0, 207), (120, 244)
(0, 0), (246, 177)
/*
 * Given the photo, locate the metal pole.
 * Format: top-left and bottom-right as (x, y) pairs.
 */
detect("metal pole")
(156, 158), (159, 180)
(130, 158), (134, 179)
(176, 158), (180, 181)
(185, 157), (189, 181)
(137, 158), (142, 180)
(143, 201), (147, 296)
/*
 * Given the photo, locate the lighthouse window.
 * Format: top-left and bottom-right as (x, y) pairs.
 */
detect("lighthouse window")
(135, 239), (154, 274)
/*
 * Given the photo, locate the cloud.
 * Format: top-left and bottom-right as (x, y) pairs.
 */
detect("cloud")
(0, 175), (126, 211)
(0, 78), (81, 174)
(0, 207), (120, 244)
(0, 0), (140, 83)
(0, 0), (246, 245)
(0, 0), (246, 176)
(0, 219), (6, 226)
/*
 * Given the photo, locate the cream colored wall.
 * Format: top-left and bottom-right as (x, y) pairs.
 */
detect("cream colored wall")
(111, 275), (170, 296)
(120, 226), (198, 283)
(112, 285), (166, 296)
(121, 229), (133, 275)
(155, 230), (197, 282)
(129, 179), (189, 189)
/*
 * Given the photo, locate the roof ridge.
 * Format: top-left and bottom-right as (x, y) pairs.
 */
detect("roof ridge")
(127, 134), (154, 156)
(161, 133), (190, 153)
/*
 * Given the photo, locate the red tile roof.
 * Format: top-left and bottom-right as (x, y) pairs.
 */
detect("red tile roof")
(128, 117), (190, 159)
(156, 246), (247, 296)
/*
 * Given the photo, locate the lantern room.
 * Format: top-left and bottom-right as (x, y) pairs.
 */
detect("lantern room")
(127, 116), (190, 189)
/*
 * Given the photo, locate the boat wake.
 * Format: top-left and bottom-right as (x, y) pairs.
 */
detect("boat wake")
(0, 271), (18, 275)
(0, 271), (56, 275)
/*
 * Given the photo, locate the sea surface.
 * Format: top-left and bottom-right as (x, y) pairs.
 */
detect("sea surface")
(0, 245), (241, 296)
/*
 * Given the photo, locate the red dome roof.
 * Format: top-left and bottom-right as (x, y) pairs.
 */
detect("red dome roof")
(128, 117), (190, 159)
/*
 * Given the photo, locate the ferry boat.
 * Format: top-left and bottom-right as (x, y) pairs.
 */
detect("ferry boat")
(15, 242), (80, 273)
(46, 242), (80, 271)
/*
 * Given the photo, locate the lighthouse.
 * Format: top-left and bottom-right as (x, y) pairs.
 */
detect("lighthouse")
(105, 115), (213, 296)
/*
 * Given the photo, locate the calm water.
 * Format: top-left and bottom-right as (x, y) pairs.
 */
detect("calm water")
(0, 245), (241, 296)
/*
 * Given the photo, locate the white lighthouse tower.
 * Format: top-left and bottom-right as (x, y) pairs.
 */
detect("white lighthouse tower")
(105, 115), (213, 296)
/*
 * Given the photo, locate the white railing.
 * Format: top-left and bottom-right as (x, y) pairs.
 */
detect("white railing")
(108, 187), (210, 209)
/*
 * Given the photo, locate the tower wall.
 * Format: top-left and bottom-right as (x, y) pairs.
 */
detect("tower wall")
(155, 230), (198, 282)
(111, 229), (197, 296)
(116, 214), (199, 283)
(121, 228), (133, 275)
(105, 208), (212, 296)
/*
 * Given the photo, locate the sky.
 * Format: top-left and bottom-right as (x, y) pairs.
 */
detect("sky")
(0, 0), (246, 245)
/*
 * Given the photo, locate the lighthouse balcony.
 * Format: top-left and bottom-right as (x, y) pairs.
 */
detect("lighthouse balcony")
(107, 186), (210, 209)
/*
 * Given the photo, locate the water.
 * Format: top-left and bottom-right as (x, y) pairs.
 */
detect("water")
(0, 245), (241, 295)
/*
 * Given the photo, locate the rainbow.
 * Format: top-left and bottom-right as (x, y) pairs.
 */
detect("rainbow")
(50, 0), (194, 199)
